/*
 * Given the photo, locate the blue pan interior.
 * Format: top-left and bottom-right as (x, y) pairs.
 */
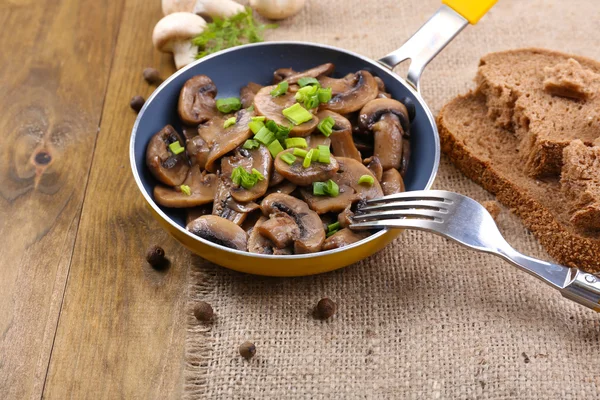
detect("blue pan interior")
(132, 42), (438, 228)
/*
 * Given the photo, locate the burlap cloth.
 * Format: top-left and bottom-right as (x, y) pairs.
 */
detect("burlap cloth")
(183, 1), (600, 398)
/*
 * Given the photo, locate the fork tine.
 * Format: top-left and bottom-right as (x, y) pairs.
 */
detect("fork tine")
(350, 218), (441, 231)
(366, 194), (452, 204)
(353, 209), (445, 222)
(357, 200), (450, 213)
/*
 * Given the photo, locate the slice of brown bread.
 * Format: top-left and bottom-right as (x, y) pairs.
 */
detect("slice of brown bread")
(438, 92), (600, 272)
(476, 49), (600, 178)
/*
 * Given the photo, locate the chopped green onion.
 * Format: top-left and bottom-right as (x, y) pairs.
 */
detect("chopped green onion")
(249, 120), (265, 134)
(313, 181), (327, 195)
(326, 179), (339, 197)
(304, 95), (320, 109)
(317, 145), (330, 163)
(283, 103), (313, 125)
(317, 116), (335, 137)
(223, 116), (237, 128)
(254, 126), (275, 145)
(295, 85), (319, 103)
(298, 77), (320, 87)
(242, 139), (260, 149)
(231, 166), (244, 185)
(326, 229), (339, 237)
(265, 120), (291, 143)
(280, 152), (297, 165)
(311, 147), (320, 161)
(270, 81), (289, 97)
(179, 184), (192, 196)
(267, 140), (284, 158)
(216, 97), (241, 113)
(327, 222), (341, 233)
(303, 149), (314, 168)
(293, 148), (308, 157)
(251, 116), (266, 122)
(358, 175), (375, 185)
(240, 174), (259, 189)
(251, 168), (265, 180)
(285, 137), (307, 148)
(317, 87), (332, 103)
(168, 141), (185, 155)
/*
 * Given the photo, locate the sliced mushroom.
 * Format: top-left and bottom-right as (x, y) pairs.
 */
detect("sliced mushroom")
(240, 82), (263, 108)
(337, 205), (354, 228)
(269, 169), (285, 187)
(248, 216), (276, 254)
(182, 125), (199, 140)
(266, 181), (297, 196)
(300, 157), (383, 214)
(204, 109), (253, 172)
(319, 70), (378, 114)
(221, 146), (272, 202)
(381, 168), (405, 195)
(257, 212), (301, 248)
(316, 110), (361, 161)
(274, 148), (339, 186)
(241, 209), (263, 234)
(178, 75), (218, 125)
(322, 228), (370, 250)
(374, 76), (386, 92)
(377, 92), (392, 99)
(154, 166), (217, 207)
(261, 193), (325, 253)
(400, 138), (410, 177)
(186, 135), (210, 170)
(146, 125), (189, 186)
(363, 156), (383, 181)
(253, 86), (319, 137)
(273, 67), (296, 84)
(306, 133), (331, 149)
(212, 175), (247, 225)
(186, 215), (248, 251)
(197, 114), (224, 145)
(283, 63), (335, 84)
(226, 199), (260, 214)
(186, 204), (213, 225)
(358, 97), (410, 133)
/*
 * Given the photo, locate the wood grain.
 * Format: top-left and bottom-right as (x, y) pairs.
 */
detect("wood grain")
(0, 0), (124, 399)
(43, 0), (191, 398)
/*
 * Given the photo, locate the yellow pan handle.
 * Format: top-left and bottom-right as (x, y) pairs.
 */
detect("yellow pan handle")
(442, 0), (498, 24)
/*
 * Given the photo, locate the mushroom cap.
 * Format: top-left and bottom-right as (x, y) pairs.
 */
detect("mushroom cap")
(152, 12), (206, 52)
(322, 228), (369, 250)
(178, 75), (218, 125)
(273, 148), (339, 186)
(212, 175), (248, 226)
(358, 98), (410, 133)
(373, 114), (403, 170)
(364, 156), (383, 181)
(257, 212), (300, 249)
(283, 63), (335, 84)
(222, 146), (272, 202)
(162, 0), (196, 15)
(381, 168), (405, 195)
(204, 109), (253, 172)
(186, 215), (248, 251)
(319, 70), (378, 114)
(240, 82), (263, 108)
(186, 135), (210, 170)
(261, 193), (325, 254)
(153, 166), (217, 208)
(146, 125), (189, 186)
(316, 110), (361, 161)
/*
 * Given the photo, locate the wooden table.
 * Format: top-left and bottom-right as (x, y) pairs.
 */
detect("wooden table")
(1, 0), (190, 398)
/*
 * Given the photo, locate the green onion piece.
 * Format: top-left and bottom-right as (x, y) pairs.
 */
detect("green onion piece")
(179, 184), (192, 196)
(249, 120), (265, 134)
(251, 168), (265, 180)
(240, 174), (259, 189)
(270, 81), (289, 97)
(327, 221), (341, 233)
(243, 139), (260, 150)
(358, 174), (375, 185)
(295, 85), (319, 103)
(311, 147), (320, 161)
(284, 137), (307, 148)
(326, 229), (339, 237)
(326, 179), (339, 197)
(317, 145), (330, 163)
(216, 97), (242, 113)
(280, 152), (296, 165)
(168, 141), (185, 155)
(303, 149), (314, 168)
(254, 126), (275, 145)
(293, 148), (308, 157)
(298, 77), (320, 87)
(231, 166), (244, 185)
(251, 116), (266, 122)
(313, 181), (327, 196)
(283, 103), (313, 125)
(266, 120), (291, 143)
(223, 116), (237, 128)
(304, 95), (320, 109)
(317, 87), (332, 103)
(267, 140), (284, 158)
(317, 116), (335, 137)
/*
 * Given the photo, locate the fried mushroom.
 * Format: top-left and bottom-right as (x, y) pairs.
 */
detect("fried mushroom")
(186, 215), (248, 251)
(146, 125), (189, 186)
(178, 75), (219, 125)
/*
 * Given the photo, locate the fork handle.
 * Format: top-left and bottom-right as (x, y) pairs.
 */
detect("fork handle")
(561, 271), (600, 311)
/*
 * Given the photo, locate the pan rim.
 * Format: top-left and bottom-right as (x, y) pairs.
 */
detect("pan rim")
(129, 40), (440, 260)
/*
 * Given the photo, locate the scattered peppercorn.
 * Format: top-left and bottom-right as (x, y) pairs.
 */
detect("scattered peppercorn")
(522, 352), (530, 363)
(194, 301), (214, 322)
(130, 95), (145, 112)
(143, 67), (162, 85)
(146, 245), (166, 268)
(239, 341), (256, 359)
(315, 298), (336, 319)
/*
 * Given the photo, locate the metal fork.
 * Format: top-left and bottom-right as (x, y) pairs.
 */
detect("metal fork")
(351, 190), (600, 312)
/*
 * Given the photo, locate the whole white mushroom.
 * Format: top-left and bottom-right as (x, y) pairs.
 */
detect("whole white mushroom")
(162, 0), (245, 19)
(249, 0), (306, 20)
(152, 12), (206, 70)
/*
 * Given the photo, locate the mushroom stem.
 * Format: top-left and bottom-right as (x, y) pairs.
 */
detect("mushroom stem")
(172, 40), (198, 70)
(194, 0), (245, 19)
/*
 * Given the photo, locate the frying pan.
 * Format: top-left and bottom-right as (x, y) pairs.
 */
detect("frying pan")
(130, 0), (497, 276)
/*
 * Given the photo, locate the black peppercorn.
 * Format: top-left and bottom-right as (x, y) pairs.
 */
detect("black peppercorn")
(146, 245), (166, 268)
(239, 341), (256, 359)
(130, 95), (145, 112)
(143, 68), (162, 85)
(316, 298), (336, 319)
(194, 301), (214, 322)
